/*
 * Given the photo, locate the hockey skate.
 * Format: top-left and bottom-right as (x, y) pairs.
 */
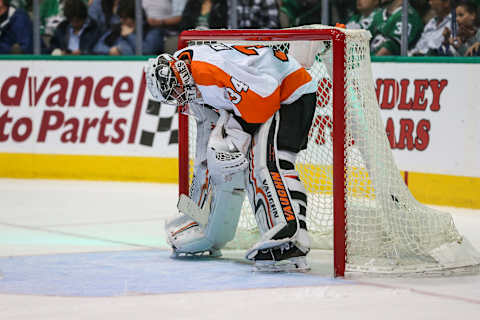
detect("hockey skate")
(170, 246), (222, 259)
(247, 241), (310, 273)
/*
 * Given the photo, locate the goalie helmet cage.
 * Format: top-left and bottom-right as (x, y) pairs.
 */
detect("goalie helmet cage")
(177, 25), (480, 277)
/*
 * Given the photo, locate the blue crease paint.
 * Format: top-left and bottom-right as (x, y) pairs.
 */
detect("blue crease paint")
(0, 250), (345, 297)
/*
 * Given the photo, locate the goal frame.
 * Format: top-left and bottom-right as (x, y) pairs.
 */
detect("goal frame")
(177, 28), (348, 277)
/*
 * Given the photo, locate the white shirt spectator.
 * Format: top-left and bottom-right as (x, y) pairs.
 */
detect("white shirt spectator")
(409, 13), (452, 56)
(142, 0), (186, 19)
(67, 23), (86, 52)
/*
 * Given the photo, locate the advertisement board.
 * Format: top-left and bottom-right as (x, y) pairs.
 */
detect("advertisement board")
(372, 62), (480, 178)
(0, 60), (177, 157)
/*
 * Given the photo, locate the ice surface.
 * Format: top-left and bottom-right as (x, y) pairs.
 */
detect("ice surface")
(0, 179), (479, 319)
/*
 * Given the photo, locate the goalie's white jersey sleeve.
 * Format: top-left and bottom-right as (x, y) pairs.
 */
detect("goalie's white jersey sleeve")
(174, 44), (317, 123)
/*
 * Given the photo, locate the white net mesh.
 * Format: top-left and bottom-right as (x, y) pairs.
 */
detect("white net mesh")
(182, 26), (480, 275)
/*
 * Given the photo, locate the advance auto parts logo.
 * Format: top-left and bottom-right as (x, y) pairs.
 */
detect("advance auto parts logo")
(0, 66), (178, 149)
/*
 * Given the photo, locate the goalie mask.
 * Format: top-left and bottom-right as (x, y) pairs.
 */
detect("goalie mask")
(145, 53), (198, 107)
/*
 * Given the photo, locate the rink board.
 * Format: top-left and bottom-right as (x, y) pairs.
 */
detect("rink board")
(1, 152), (478, 208)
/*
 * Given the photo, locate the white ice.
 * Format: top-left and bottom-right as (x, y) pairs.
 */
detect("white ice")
(0, 178), (479, 319)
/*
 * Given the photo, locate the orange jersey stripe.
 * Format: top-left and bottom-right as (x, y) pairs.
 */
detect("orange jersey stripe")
(191, 61), (312, 123)
(279, 68), (312, 102)
(191, 60), (278, 123)
(191, 61), (226, 88)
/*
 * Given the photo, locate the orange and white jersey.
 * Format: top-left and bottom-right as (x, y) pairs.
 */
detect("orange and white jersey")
(174, 44), (317, 123)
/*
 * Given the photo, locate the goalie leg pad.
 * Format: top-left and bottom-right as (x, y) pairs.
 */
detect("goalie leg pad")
(203, 170), (246, 250)
(166, 171), (246, 256)
(165, 214), (212, 255)
(244, 113), (311, 265)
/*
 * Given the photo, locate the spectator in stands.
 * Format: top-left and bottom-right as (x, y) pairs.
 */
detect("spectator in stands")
(439, 0), (480, 56)
(369, 0), (424, 55)
(346, 0), (380, 32)
(93, 0), (163, 55)
(40, 0), (65, 39)
(179, 0), (228, 31)
(143, 0), (186, 29)
(409, 0), (452, 56)
(333, 0), (357, 24)
(49, 0), (101, 55)
(142, 0), (186, 54)
(236, 0), (280, 29)
(0, 0), (33, 54)
(279, 0), (322, 27)
(411, 0), (432, 23)
(88, 0), (121, 35)
(9, 0), (28, 11)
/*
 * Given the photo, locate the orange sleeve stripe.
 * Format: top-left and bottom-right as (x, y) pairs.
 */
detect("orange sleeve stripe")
(191, 61), (280, 123)
(279, 68), (313, 102)
(191, 61), (228, 87)
(191, 61), (312, 124)
(239, 91), (281, 123)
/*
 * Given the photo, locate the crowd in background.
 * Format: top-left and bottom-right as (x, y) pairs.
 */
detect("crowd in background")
(1, 0), (480, 56)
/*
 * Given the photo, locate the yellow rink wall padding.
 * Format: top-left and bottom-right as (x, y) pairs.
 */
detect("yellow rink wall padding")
(407, 172), (480, 209)
(0, 152), (479, 209)
(0, 153), (178, 183)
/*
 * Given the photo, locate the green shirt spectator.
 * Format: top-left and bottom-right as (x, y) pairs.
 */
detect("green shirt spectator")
(370, 0), (424, 55)
(40, 0), (63, 36)
(346, 0), (380, 33)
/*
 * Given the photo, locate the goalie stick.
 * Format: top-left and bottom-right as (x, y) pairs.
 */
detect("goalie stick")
(177, 193), (212, 227)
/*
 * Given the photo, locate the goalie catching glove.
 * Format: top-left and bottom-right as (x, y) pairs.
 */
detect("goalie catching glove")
(207, 110), (251, 183)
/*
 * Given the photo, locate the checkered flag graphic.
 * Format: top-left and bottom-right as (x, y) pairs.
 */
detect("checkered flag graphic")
(140, 99), (179, 147)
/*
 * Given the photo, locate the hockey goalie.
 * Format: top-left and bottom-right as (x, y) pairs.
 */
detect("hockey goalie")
(145, 43), (317, 271)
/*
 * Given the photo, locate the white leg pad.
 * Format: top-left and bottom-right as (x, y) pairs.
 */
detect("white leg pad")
(165, 171), (246, 255)
(165, 214), (210, 254)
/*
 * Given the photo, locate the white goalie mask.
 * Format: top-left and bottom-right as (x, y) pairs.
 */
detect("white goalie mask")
(145, 53), (198, 107)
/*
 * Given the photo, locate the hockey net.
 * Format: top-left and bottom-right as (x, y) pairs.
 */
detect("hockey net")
(177, 25), (480, 276)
